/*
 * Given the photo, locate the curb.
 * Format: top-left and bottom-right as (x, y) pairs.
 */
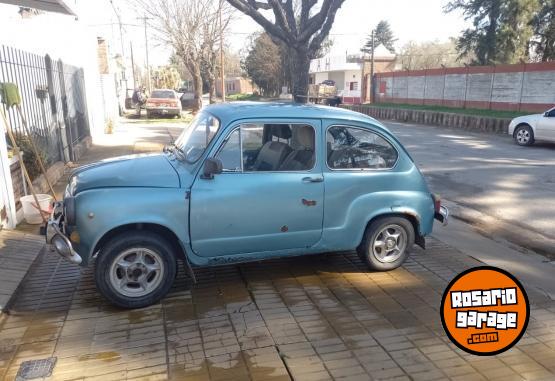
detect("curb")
(343, 105), (512, 135)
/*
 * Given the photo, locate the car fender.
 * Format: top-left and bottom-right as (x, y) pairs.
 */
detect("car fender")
(322, 190), (435, 251)
(73, 187), (189, 265)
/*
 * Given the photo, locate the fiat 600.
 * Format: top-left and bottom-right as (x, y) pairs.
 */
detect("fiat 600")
(46, 102), (448, 308)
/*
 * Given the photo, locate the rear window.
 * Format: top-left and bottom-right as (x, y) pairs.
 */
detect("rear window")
(150, 90), (175, 99)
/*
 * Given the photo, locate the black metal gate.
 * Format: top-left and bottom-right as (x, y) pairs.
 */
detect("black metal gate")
(0, 45), (90, 164)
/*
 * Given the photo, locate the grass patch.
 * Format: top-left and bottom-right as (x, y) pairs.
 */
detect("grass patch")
(226, 93), (262, 101)
(370, 102), (534, 119)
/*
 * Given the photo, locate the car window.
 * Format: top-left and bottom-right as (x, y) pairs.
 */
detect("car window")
(218, 129), (241, 171)
(175, 112), (220, 163)
(327, 126), (398, 169)
(547, 108), (555, 117)
(151, 90), (175, 98)
(217, 123), (315, 172)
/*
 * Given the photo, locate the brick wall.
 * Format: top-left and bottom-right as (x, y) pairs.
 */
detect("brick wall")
(375, 62), (555, 113)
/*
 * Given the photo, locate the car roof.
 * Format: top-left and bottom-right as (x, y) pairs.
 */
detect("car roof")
(204, 101), (389, 132)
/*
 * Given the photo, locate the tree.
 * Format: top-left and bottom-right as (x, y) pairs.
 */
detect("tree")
(445, 0), (539, 65)
(131, 0), (229, 112)
(151, 66), (182, 90)
(242, 33), (284, 96)
(531, 0), (555, 61)
(398, 39), (472, 70)
(200, 3), (233, 103)
(226, 0), (346, 102)
(361, 20), (397, 54)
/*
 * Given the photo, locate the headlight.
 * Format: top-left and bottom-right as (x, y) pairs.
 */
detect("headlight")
(64, 196), (76, 225)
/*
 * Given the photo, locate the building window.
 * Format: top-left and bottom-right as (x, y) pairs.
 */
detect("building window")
(349, 82), (358, 91)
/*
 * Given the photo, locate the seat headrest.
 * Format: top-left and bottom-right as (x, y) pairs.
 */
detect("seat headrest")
(295, 126), (314, 149)
(266, 124), (292, 139)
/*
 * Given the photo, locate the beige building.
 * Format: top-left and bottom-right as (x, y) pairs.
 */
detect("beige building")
(216, 77), (255, 97)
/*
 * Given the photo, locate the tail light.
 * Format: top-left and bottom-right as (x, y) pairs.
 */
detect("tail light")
(432, 194), (441, 213)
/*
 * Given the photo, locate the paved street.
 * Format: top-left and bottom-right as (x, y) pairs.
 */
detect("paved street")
(1, 119), (555, 381)
(387, 121), (555, 259)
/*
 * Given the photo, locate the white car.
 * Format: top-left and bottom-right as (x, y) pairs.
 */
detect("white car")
(508, 107), (555, 146)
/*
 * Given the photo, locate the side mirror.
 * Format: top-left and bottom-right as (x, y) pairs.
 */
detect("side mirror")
(544, 112), (549, 117)
(201, 157), (223, 179)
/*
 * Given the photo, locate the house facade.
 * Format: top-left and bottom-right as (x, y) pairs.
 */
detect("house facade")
(309, 46), (397, 104)
(215, 77), (255, 97)
(0, 0), (109, 229)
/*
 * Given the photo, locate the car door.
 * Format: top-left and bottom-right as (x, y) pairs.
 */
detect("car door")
(321, 120), (405, 247)
(190, 119), (324, 257)
(536, 108), (555, 142)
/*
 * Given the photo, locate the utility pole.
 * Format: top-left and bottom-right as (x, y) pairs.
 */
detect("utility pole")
(130, 41), (136, 89)
(138, 15), (152, 93)
(219, 0), (225, 102)
(370, 29), (375, 103)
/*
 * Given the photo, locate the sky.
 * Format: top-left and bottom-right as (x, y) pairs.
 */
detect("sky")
(0, 0), (470, 66)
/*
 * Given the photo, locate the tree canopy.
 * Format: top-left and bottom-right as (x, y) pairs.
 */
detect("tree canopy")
(361, 20), (397, 55)
(444, 0), (550, 64)
(226, 0), (346, 101)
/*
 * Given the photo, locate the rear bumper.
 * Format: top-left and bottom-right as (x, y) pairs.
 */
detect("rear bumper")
(45, 201), (82, 264)
(434, 205), (449, 226)
(146, 107), (181, 115)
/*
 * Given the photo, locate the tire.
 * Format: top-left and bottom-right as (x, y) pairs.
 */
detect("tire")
(95, 231), (177, 308)
(357, 216), (415, 271)
(514, 124), (534, 146)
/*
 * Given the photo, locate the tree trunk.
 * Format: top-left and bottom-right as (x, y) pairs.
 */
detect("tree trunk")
(289, 47), (311, 103)
(208, 71), (216, 104)
(485, 1), (500, 64)
(192, 64), (203, 113)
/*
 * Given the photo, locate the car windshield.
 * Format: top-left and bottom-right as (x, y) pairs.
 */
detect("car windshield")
(174, 112), (220, 163)
(150, 90), (175, 99)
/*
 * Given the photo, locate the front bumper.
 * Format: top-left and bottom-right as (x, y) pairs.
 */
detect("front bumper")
(434, 205), (449, 226)
(45, 201), (82, 264)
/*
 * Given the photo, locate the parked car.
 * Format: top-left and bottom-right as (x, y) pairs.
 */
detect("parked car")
(509, 106), (555, 146)
(179, 91), (196, 110)
(46, 102), (448, 308)
(145, 89), (181, 118)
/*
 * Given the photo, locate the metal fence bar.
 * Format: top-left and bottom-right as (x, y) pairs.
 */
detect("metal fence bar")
(0, 44), (90, 165)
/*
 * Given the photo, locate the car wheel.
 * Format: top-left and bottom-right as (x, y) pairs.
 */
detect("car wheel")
(514, 125), (534, 146)
(95, 231), (177, 308)
(357, 216), (415, 271)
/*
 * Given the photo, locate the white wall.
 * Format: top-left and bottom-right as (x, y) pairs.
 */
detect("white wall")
(314, 72), (329, 84)
(0, 6), (107, 142)
(0, 119), (17, 229)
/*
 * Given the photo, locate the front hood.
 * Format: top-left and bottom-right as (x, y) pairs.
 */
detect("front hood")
(69, 153), (179, 194)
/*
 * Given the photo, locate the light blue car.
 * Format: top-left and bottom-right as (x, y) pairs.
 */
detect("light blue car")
(46, 102), (448, 308)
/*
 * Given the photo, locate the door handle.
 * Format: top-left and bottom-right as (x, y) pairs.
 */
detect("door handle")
(302, 198), (317, 206)
(302, 176), (323, 183)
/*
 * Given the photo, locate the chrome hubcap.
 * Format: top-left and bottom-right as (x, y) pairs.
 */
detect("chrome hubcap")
(516, 129), (530, 144)
(371, 224), (407, 263)
(109, 248), (164, 298)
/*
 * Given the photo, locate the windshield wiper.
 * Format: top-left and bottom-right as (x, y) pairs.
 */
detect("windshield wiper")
(164, 143), (186, 161)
